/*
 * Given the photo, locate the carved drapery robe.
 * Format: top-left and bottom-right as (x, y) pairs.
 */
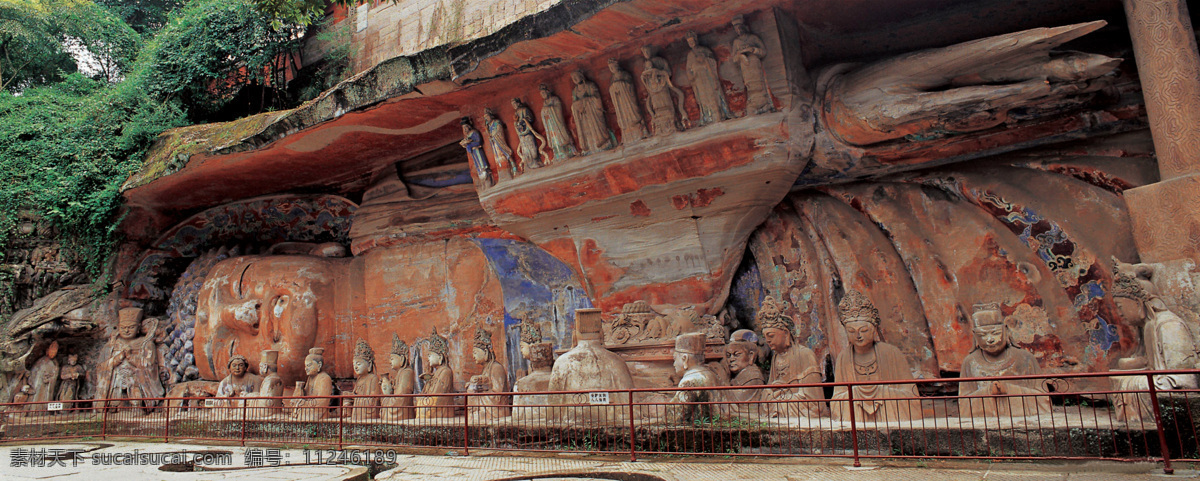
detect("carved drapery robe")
(959, 347), (1050, 418)
(382, 367), (416, 421)
(765, 343), (825, 418)
(57, 363), (83, 403)
(463, 129), (489, 185)
(667, 365), (720, 423)
(571, 79), (615, 153)
(642, 65), (681, 135)
(687, 45), (731, 124)
(541, 94), (577, 161)
(513, 107), (545, 169)
(291, 372), (334, 420)
(831, 342), (922, 423)
(1115, 303), (1200, 421)
(95, 334), (164, 407)
(348, 372), (381, 419)
(416, 365), (455, 418)
(248, 371), (284, 416)
(29, 355), (59, 410)
(732, 31), (772, 113)
(467, 360), (511, 419)
(486, 117), (517, 180)
(609, 69), (646, 142)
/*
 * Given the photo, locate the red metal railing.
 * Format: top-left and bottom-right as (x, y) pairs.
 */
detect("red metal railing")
(2, 370), (1197, 473)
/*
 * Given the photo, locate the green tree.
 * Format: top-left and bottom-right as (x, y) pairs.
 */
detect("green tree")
(55, 1), (142, 82)
(95, 0), (181, 35)
(0, 0), (76, 92)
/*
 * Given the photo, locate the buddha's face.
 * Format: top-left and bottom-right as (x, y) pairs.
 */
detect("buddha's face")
(353, 358), (372, 376)
(472, 347), (488, 364)
(673, 351), (690, 375)
(1114, 297), (1146, 327)
(117, 321), (139, 340)
(571, 71), (584, 84)
(519, 341), (532, 359)
(390, 354), (405, 371)
(427, 351), (444, 368)
(844, 320), (877, 350)
(229, 358), (247, 377)
(726, 345), (756, 373)
(973, 325), (1007, 356)
(196, 255), (336, 385)
(762, 327), (792, 353)
(687, 36), (698, 47)
(304, 357), (322, 376)
(539, 87), (550, 99)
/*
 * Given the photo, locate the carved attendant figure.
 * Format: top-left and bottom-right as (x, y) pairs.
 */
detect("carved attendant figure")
(290, 347), (335, 420)
(830, 290), (922, 423)
(467, 327), (511, 419)
(731, 15), (774, 114)
(570, 70), (616, 153)
(641, 58), (688, 135)
(511, 98), (548, 169)
(483, 108), (518, 181)
(667, 332), (720, 423)
(515, 319), (553, 392)
(606, 58), (647, 143)
(958, 303), (1051, 418)
(686, 31), (733, 125)
(248, 350), (283, 416)
(96, 308), (164, 412)
(538, 84), (578, 161)
(346, 339), (381, 419)
(460, 117), (491, 188)
(724, 329), (765, 403)
(217, 354), (262, 400)
(57, 353), (83, 404)
(416, 328), (455, 418)
(28, 341), (59, 411)
(757, 297), (825, 418)
(381, 334), (416, 421)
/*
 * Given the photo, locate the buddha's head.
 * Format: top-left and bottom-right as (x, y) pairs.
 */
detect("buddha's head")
(726, 329), (759, 374)
(839, 290), (881, 351)
(353, 338), (375, 377)
(756, 297), (794, 353)
(971, 302), (1009, 357)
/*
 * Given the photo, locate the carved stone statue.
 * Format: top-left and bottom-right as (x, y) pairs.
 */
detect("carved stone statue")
(720, 329), (765, 412)
(1111, 259), (1200, 421)
(467, 326), (510, 419)
(641, 58), (688, 135)
(57, 353), (82, 404)
(538, 84), (578, 162)
(958, 303), (1051, 418)
(416, 327), (455, 418)
(217, 353), (262, 400)
(730, 15), (773, 114)
(247, 350), (283, 417)
(514, 319), (552, 393)
(381, 334), (415, 421)
(757, 297), (825, 418)
(667, 332), (721, 423)
(290, 347), (335, 420)
(28, 340), (59, 411)
(830, 290), (923, 423)
(685, 31), (732, 125)
(511, 98), (548, 169)
(346, 338), (381, 419)
(484, 109), (518, 181)
(606, 58), (647, 143)
(461, 117), (491, 188)
(96, 308), (164, 412)
(570, 70), (616, 154)
(605, 300), (667, 344)
(11, 384), (31, 417)
(548, 308), (635, 421)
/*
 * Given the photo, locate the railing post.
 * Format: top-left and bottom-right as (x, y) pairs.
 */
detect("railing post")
(338, 396), (345, 450)
(848, 382), (860, 468)
(1147, 373), (1175, 475)
(463, 394), (470, 456)
(628, 389), (637, 462)
(164, 398), (171, 443)
(101, 400), (109, 441)
(240, 397), (248, 447)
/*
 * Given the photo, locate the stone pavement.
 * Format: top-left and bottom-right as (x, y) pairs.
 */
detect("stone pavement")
(0, 441), (1193, 480)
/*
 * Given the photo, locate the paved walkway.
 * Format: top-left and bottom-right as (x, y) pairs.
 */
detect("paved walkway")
(0, 441), (1191, 480)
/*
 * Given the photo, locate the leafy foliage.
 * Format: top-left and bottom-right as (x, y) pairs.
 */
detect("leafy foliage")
(0, 0), (77, 91)
(95, 0), (182, 35)
(55, 1), (142, 82)
(250, 0), (394, 27)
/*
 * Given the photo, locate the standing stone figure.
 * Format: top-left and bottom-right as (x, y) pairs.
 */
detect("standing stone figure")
(830, 290), (922, 423)
(248, 350), (283, 417)
(467, 326), (511, 419)
(95, 308), (165, 412)
(958, 302), (1051, 418)
(483, 108), (518, 181)
(685, 30), (733, 125)
(641, 58), (688, 135)
(290, 347), (335, 420)
(731, 15), (774, 114)
(757, 297), (825, 418)
(346, 338), (381, 419)
(606, 58), (647, 143)
(538, 84), (578, 162)
(416, 328), (455, 418)
(511, 98), (548, 169)
(57, 353), (83, 404)
(381, 334), (416, 421)
(570, 70), (616, 154)
(667, 332), (721, 423)
(28, 340), (60, 412)
(460, 117), (491, 188)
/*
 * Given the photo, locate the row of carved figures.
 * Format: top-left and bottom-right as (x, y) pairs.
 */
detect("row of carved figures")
(462, 15), (774, 189)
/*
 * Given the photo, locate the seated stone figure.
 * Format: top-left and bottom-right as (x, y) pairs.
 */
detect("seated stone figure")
(247, 350), (284, 417)
(757, 297), (825, 418)
(415, 328), (456, 419)
(466, 326), (511, 420)
(344, 339), (381, 419)
(290, 347), (335, 420)
(548, 308), (635, 423)
(381, 334), (416, 421)
(95, 308), (165, 413)
(217, 353), (262, 411)
(514, 319), (553, 394)
(721, 329), (765, 411)
(958, 302), (1051, 418)
(1111, 259), (1200, 422)
(667, 332), (721, 423)
(831, 290), (923, 424)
